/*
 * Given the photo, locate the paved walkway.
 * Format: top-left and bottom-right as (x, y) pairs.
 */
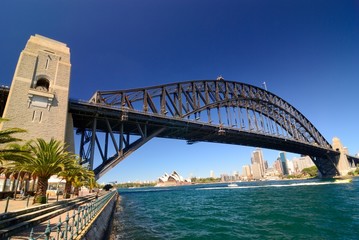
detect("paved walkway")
(0, 194), (91, 212)
(0, 194), (97, 239)
(0, 195), (58, 213)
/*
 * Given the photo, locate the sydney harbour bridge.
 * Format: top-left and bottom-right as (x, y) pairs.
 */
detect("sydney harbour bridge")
(1, 35), (358, 180)
(1, 79), (358, 179)
(70, 79), (358, 179)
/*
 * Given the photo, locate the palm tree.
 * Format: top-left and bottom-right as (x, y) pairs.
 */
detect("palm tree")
(72, 168), (95, 196)
(59, 163), (85, 198)
(59, 165), (95, 199)
(61, 167), (79, 199)
(7, 138), (78, 203)
(0, 118), (27, 194)
(88, 174), (99, 192)
(0, 118), (26, 163)
(1, 142), (35, 196)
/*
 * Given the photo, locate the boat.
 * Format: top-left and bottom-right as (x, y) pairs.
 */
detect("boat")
(334, 178), (352, 184)
(228, 183), (238, 187)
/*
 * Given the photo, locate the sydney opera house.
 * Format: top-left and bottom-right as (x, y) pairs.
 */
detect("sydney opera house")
(156, 171), (192, 187)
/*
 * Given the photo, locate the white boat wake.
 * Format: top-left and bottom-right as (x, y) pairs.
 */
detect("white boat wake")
(197, 180), (351, 191)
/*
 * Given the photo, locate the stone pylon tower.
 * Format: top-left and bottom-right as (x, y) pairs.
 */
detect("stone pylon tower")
(0, 34), (74, 152)
(332, 137), (351, 176)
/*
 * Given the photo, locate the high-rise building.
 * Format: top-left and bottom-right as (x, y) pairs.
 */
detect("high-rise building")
(292, 156), (315, 173)
(265, 167), (279, 179)
(264, 160), (268, 170)
(251, 162), (262, 180)
(220, 173), (230, 182)
(279, 152), (289, 175)
(286, 160), (294, 175)
(274, 158), (283, 175)
(242, 165), (251, 179)
(251, 148), (266, 178)
(210, 170), (215, 178)
(232, 171), (240, 180)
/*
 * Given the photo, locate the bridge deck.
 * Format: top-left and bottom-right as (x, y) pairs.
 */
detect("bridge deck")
(69, 100), (339, 159)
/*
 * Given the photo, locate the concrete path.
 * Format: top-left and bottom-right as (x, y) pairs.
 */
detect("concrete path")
(0, 195), (59, 213)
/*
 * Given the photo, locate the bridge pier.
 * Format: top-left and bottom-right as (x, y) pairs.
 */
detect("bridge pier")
(332, 137), (351, 176)
(0, 34), (74, 151)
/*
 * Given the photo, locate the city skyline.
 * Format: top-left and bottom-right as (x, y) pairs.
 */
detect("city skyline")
(1, 1), (358, 183)
(114, 148), (330, 183)
(217, 150), (315, 176)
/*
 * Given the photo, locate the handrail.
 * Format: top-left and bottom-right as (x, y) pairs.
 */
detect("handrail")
(27, 191), (117, 240)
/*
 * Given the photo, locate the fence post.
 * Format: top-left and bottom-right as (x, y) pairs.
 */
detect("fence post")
(56, 216), (62, 240)
(84, 205), (88, 225)
(76, 206), (81, 236)
(44, 220), (51, 240)
(70, 209), (76, 238)
(64, 212), (69, 240)
(90, 201), (94, 219)
(29, 228), (34, 240)
(26, 195), (30, 208)
(4, 196), (10, 213)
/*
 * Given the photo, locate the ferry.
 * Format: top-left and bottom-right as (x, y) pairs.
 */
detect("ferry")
(228, 183), (238, 187)
(334, 178), (352, 184)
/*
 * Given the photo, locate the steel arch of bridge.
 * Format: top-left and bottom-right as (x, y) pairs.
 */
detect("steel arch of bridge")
(70, 80), (340, 179)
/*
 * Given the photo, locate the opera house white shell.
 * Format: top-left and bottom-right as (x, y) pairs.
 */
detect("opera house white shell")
(156, 171), (191, 187)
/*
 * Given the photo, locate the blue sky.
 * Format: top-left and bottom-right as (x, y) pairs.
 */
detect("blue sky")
(1, 1), (358, 183)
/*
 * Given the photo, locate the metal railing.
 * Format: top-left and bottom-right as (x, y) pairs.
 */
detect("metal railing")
(27, 191), (117, 240)
(1, 193), (61, 214)
(1, 195), (32, 213)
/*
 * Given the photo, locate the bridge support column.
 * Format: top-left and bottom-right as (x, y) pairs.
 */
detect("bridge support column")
(332, 137), (351, 176)
(0, 35), (74, 151)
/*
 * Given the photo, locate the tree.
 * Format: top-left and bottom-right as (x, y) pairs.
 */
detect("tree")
(59, 164), (95, 199)
(0, 122), (29, 198)
(302, 166), (318, 177)
(103, 184), (113, 191)
(0, 118), (26, 163)
(57, 157), (81, 199)
(7, 138), (77, 203)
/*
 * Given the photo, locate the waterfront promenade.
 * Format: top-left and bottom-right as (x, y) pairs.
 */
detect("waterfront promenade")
(0, 193), (100, 239)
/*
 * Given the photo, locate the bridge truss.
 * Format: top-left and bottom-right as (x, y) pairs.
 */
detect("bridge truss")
(69, 80), (341, 179)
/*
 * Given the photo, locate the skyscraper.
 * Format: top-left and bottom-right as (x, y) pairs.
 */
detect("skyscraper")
(252, 162), (262, 180)
(279, 152), (289, 175)
(242, 165), (251, 180)
(292, 156), (315, 173)
(251, 148), (266, 178)
(274, 158), (284, 175)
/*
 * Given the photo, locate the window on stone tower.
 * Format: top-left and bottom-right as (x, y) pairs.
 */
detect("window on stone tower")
(35, 78), (50, 92)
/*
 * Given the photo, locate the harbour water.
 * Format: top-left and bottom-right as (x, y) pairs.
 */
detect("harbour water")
(114, 178), (359, 239)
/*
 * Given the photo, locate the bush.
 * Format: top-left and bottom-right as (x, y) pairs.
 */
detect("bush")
(103, 184), (113, 191)
(34, 195), (47, 204)
(302, 166), (318, 177)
